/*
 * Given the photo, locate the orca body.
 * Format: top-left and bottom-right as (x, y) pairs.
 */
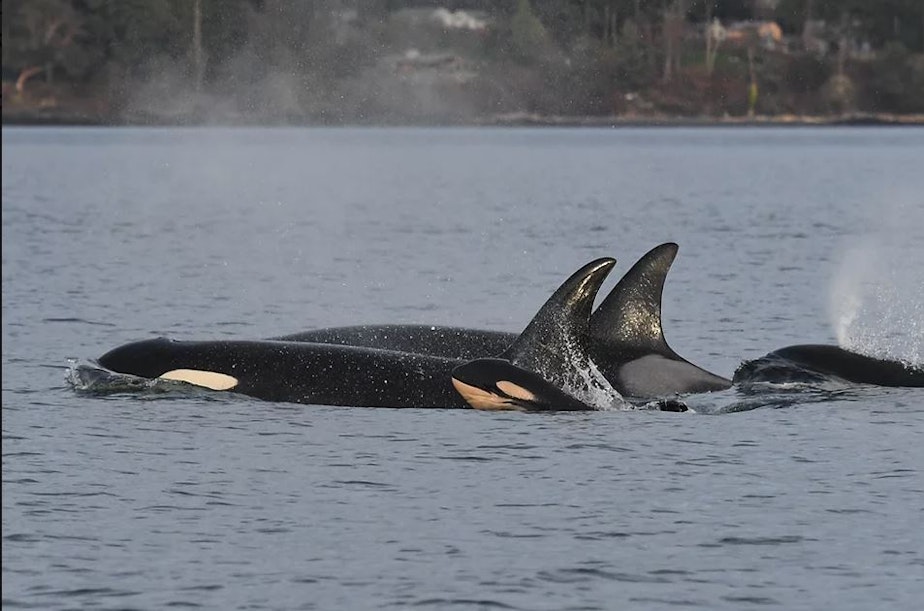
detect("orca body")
(276, 244), (732, 400)
(98, 339), (467, 407)
(97, 259), (622, 410)
(733, 344), (924, 388)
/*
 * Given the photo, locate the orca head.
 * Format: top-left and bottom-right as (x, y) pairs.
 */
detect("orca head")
(501, 257), (623, 409)
(451, 358), (592, 411)
(98, 337), (239, 391)
(588, 243), (732, 398)
(98, 337), (177, 377)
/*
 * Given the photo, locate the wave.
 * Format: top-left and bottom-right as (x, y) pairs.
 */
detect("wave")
(65, 360), (211, 399)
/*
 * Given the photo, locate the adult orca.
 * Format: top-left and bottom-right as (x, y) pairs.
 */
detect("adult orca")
(584, 243), (731, 398)
(275, 243), (732, 399)
(732, 344), (924, 388)
(96, 258), (622, 410)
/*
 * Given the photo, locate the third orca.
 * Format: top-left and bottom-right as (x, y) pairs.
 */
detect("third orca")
(733, 344), (924, 387)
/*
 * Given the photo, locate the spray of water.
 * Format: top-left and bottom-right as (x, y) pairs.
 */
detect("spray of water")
(552, 339), (630, 411)
(828, 197), (924, 367)
(569, 358), (631, 411)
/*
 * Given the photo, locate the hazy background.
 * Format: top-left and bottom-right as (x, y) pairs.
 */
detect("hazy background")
(3, 0), (924, 125)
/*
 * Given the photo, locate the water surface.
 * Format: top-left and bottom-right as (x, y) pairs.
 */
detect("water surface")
(3, 127), (923, 610)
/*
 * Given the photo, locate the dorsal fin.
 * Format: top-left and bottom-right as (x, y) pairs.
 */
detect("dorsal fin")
(502, 257), (616, 365)
(590, 243), (678, 356)
(500, 258), (618, 408)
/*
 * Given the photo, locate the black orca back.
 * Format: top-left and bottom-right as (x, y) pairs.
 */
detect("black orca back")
(733, 344), (924, 387)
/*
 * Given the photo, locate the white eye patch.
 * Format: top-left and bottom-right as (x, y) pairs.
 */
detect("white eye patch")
(159, 369), (239, 391)
(495, 380), (536, 402)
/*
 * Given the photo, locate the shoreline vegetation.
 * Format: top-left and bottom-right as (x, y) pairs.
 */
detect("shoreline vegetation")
(4, 108), (923, 128)
(4, 1), (924, 128)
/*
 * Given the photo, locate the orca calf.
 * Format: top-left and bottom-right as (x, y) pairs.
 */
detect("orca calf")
(452, 358), (690, 412)
(276, 244), (732, 399)
(451, 358), (602, 411)
(97, 259), (623, 410)
(733, 344), (924, 388)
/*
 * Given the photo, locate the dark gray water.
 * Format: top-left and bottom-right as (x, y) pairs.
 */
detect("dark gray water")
(3, 126), (923, 610)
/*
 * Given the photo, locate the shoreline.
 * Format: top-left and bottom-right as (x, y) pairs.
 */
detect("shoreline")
(3, 109), (923, 128)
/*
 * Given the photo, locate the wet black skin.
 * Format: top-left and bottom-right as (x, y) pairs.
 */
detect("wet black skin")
(733, 344), (924, 388)
(451, 358), (690, 412)
(275, 325), (512, 360)
(450, 358), (594, 411)
(96, 258), (622, 410)
(98, 337), (468, 408)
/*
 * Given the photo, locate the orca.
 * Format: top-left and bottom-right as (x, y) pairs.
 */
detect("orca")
(451, 358), (600, 411)
(275, 243), (732, 399)
(452, 358), (690, 412)
(96, 258), (621, 410)
(732, 344), (924, 388)
(584, 242), (731, 398)
(98, 338), (468, 407)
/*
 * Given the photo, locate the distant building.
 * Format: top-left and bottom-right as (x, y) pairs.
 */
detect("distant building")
(725, 21), (784, 50)
(431, 8), (488, 31)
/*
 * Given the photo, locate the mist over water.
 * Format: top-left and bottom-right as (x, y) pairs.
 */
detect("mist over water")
(830, 194), (924, 365)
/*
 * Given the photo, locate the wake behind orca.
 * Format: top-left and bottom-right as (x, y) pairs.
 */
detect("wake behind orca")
(96, 258), (626, 410)
(276, 243), (732, 399)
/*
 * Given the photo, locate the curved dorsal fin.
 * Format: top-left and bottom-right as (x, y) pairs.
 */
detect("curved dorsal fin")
(590, 243), (678, 355)
(502, 257), (615, 375)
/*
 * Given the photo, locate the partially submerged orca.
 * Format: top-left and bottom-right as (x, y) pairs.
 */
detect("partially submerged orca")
(97, 338), (468, 407)
(276, 243), (732, 399)
(97, 258), (624, 410)
(733, 344), (924, 388)
(452, 358), (690, 412)
(451, 358), (602, 411)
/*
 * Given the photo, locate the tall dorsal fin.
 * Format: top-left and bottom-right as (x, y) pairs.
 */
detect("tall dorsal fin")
(590, 243), (678, 356)
(500, 258), (616, 408)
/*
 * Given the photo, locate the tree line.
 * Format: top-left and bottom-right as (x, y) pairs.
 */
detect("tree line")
(3, 0), (923, 121)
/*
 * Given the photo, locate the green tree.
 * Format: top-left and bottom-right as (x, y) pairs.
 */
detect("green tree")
(510, 0), (555, 61)
(84, 0), (184, 76)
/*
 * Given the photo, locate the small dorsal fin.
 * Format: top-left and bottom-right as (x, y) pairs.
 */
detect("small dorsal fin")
(590, 243), (678, 356)
(500, 258), (617, 409)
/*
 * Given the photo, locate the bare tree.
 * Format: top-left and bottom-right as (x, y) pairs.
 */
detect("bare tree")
(192, 0), (204, 92)
(661, 0), (685, 83)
